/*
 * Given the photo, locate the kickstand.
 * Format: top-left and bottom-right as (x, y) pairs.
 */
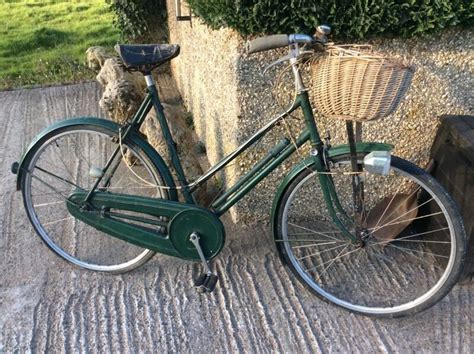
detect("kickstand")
(189, 233), (218, 293)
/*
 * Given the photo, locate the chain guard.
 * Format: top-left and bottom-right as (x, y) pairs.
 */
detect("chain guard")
(67, 190), (225, 261)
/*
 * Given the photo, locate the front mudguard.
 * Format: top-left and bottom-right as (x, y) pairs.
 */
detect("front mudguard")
(12, 117), (178, 200)
(270, 142), (393, 230)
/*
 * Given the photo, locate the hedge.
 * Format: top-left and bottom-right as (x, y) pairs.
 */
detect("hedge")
(107, 0), (167, 39)
(186, 0), (473, 39)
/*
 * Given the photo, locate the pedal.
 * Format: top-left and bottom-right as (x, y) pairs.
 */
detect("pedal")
(194, 272), (218, 293)
(189, 232), (219, 293)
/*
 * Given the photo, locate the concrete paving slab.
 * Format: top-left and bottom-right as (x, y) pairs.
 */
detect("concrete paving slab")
(0, 83), (472, 352)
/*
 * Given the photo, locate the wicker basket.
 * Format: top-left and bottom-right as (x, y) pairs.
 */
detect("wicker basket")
(311, 45), (414, 122)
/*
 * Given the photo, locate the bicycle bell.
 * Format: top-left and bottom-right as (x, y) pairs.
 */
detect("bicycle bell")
(315, 25), (331, 41)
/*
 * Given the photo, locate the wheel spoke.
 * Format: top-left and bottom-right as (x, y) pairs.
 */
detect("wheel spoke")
(368, 196), (435, 234)
(292, 211), (340, 229)
(31, 174), (74, 203)
(313, 247), (352, 283)
(368, 211), (443, 233)
(394, 239), (451, 244)
(291, 241), (340, 249)
(370, 227), (450, 246)
(35, 165), (84, 190)
(386, 243), (450, 259)
(306, 245), (364, 283)
(42, 216), (75, 226)
(383, 243), (446, 272)
(31, 188), (72, 197)
(296, 243), (348, 260)
(34, 200), (64, 208)
(276, 239), (343, 243)
(288, 222), (345, 241)
(288, 231), (342, 236)
(48, 143), (78, 179)
(370, 186), (420, 231)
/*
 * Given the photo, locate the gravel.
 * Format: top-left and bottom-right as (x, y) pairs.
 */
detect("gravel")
(235, 28), (473, 223)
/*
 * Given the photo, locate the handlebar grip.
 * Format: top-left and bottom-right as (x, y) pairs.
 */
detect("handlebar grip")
(246, 34), (289, 54)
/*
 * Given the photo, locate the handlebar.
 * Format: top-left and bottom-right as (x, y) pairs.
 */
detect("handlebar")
(246, 34), (290, 54)
(246, 32), (327, 55)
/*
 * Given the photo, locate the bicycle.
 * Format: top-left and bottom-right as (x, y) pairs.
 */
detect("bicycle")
(12, 25), (466, 318)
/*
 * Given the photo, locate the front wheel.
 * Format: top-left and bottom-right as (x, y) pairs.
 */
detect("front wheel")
(21, 124), (172, 273)
(274, 154), (466, 317)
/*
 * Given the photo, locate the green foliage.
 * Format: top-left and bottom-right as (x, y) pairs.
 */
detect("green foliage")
(187, 0), (473, 38)
(107, 0), (167, 39)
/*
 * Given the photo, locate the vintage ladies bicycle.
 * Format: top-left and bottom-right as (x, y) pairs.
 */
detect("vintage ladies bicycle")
(12, 26), (466, 317)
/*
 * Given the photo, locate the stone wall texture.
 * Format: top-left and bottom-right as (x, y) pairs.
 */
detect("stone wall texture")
(166, 3), (473, 222)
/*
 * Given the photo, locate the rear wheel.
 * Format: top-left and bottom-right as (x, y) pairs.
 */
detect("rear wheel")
(21, 124), (172, 273)
(274, 154), (466, 317)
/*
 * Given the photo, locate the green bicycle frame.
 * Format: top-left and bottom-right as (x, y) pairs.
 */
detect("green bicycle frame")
(96, 79), (364, 242)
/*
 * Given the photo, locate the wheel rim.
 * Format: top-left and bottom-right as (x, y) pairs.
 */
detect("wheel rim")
(23, 128), (165, 272)
(280, 159), (457, 315)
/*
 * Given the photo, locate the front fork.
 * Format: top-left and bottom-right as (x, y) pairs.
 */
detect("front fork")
(298, 90), (360, 243)
(312, 138), (361, 244)
(314, 159), (360, 243)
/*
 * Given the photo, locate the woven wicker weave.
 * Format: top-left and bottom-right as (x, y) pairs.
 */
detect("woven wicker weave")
(311, 45), (414, 122)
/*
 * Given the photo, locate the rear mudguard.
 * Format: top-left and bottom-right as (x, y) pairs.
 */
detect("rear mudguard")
(12, 117), (178, 201)
(270, 142), (393, 229)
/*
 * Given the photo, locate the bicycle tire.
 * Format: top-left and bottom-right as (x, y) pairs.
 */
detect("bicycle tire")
(21, 123), (173, 273)
(274, 153), (466, 317)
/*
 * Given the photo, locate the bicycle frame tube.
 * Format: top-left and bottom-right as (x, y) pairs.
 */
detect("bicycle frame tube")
(89, 81), (356, 241)
(195, 91), (357, 241)
(213, 128), (310, 215)
(147, 84), (195, 204)
(83, 93), (157, 203)
(189, 97), (302, 192)
(195, 91), (323, 215)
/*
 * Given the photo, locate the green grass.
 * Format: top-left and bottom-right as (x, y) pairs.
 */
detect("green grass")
(0, 0), (120, 89)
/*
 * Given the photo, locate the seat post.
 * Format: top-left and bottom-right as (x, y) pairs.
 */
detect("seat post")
(144, 73), (156, 88)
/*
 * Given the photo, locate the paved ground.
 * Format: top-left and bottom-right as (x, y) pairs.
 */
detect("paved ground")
(0, 83), (472, 352)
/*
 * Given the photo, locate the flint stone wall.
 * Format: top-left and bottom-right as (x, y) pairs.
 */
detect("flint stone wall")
(166, 4), (473, 223)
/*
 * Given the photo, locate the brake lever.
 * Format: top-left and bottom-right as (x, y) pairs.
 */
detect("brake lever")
(263, 53), (292, 77)
(262, 38), (328, 80)
(262, 49), (319, 81)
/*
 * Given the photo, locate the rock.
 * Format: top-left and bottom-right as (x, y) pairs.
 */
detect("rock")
(88, 46), (215, 205)
(96, 57), (146, 95)
(85, 46), (113, 71)
(99, 79), (143, 123)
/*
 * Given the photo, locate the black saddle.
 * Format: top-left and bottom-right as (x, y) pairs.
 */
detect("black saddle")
(114, 44), (180, 72)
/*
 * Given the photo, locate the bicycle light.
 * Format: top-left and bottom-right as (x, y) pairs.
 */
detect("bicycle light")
(363, 151), (391, 175)
(89, 167), (104, 178)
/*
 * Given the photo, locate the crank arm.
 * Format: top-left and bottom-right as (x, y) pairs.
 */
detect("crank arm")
(189, 233), (211, 274)
(189, 232), (218, 293)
